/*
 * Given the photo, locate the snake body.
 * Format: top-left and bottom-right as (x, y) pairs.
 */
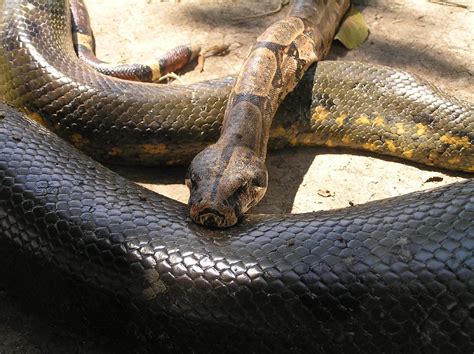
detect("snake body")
(0, 0), (473, 352)
(70, 0), (201, 83)
(187, 0), (350, 227)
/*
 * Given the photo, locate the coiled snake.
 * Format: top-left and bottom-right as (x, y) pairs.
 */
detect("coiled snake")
(0, 0), (472, 352)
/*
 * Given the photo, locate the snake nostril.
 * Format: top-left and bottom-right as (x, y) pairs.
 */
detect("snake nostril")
(200, 213), (226, 228)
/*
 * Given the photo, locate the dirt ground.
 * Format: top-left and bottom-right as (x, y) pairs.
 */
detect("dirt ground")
(0, 0), (472, 352)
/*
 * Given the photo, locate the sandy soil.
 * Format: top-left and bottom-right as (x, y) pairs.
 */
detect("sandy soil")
(92, 0), (473, 214)
(0, 0), (472, 352)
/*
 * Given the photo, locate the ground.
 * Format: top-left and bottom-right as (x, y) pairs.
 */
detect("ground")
(0, 0), (472, 352)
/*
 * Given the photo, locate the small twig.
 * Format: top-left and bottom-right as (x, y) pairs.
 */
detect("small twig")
(203, 43), (241, 57)
(196, 55), (205, 73)
(157, 72), (184, 83)
(428, 0), (473, 10)
(198, 43), (242, 73)
(232, 0), (290, 23)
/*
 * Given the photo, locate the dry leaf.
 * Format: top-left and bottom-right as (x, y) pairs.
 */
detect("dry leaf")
(335, 6), (369, 50)
(317, 189), (334, 198)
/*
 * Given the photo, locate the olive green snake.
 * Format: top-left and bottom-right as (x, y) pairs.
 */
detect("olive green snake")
(0, 0), (472, 352)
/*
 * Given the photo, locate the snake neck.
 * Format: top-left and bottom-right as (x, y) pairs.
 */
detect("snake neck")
(220, 0), (350, 159)
(187, 0), (350, 228)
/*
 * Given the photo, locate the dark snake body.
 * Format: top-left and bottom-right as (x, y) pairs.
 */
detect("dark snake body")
(0, 0), (473, 352)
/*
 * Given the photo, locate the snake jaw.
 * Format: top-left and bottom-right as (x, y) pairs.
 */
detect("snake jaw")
(189, 204), (239, 228)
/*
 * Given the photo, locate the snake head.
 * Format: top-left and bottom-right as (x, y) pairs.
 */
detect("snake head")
(186, 144), (268, 228)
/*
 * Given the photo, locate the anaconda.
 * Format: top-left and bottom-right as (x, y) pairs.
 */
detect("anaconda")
(0, 0), (472, 352)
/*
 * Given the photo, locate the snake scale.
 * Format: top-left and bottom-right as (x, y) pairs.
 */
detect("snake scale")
(0, 0), (473, 352)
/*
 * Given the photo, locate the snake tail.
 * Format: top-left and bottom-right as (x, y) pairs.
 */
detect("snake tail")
(70, 0), (200, 82)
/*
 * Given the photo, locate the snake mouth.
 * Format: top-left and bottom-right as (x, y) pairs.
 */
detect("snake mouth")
(193, 207), (238, 228)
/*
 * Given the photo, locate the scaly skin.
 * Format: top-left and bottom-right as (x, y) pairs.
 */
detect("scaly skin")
(0, 104), (472, 352)
(70, 0), (200, 82)
(0, 0), (472, 352)
(0, 0), (471, 169)
(187, 0), (350, 227)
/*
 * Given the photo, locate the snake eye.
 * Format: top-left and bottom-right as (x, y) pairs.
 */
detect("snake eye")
(185, 177), (192, 189)
(252, 171), (267, 188)
(233, 181), (249, 198)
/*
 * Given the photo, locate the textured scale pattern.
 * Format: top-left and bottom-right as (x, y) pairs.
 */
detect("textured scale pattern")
(0, 0), (473, 352)
(270, 62), (474, 171)
(183, 0), (351, 227)
(0, 0), (231, 164)
(0, 0), (472, 169)
(305, 62), (474, 171)
(71, 0), (201, 82)
(0, 104), (473, 352)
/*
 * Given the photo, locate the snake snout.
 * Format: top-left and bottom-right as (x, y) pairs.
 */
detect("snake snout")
(190, 205), (239, 228)
(186, 144), (268, 228)
(198, 208), (226, 228)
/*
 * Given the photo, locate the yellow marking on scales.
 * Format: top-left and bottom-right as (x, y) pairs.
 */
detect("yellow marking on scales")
(355, 114), (371, 125)
(439, 134), (471, 148)
(335, 112), (347, 127)
(27, 112), (48, 127)
(257, 17), (305, 46)
(342, 135), (351, 144)
(416, 123), (427, 136)
(373, 116), (385, 126)
(467, 166), (474, 172)
(312, 106), (330, 122)
(428, 151), (438, 163)
(234, 47), (277, 97)
(385, 140), (397, 153)
(448, 157), (461, 165)
(149, 63), (162, 82)
(270, 126), (287, 138)
(295, 133), (313, 146)
(108, 147), (123, 156)
(140, 143), (168, 155)
(325, 139), (336, 147)
(271, 125), (306, 145)
(70, 133), (89, 149)
(73, 32), (94, 52)
(362, 142), (378, 151)
(402, 149), (414, 159)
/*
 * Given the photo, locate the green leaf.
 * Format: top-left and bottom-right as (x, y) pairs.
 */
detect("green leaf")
(335, 6), (369, 50)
